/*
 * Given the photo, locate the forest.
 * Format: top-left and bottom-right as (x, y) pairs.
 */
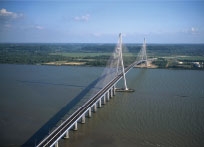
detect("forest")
(0, 43), (204, 69)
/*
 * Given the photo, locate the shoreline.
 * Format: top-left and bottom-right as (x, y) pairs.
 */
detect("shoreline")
(42, 61), (86, 66)
(41, 62), (204, 70)
(0, 62), (203, 70)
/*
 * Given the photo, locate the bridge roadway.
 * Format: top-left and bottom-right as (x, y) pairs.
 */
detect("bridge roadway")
(37, 61), (137, 147)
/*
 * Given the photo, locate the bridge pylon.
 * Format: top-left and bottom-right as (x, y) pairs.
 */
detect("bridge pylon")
(115, 33), (134, 92)
(135, 38), (148, 67)
(142, 38), (148, 67)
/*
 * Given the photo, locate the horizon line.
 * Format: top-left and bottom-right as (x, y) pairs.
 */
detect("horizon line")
(0, 42), (204, 44)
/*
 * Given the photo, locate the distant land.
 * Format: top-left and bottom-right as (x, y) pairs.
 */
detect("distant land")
(0, 43), (204, 70)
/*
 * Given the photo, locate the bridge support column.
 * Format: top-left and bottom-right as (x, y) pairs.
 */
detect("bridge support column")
(55, 142), (58, 147)
(64, 130), (69, 139)
(103, 95), (106, 105)
(107, 91), (110, 101)
(93, 103), (97, 112)
(110, 88), (113, 98)
(113, 85), (116, 96)
(99, 98), (102, 108)
(73, 122), (78, 131)
(88, 107), (92, 117)
(81, 114), (85, 124)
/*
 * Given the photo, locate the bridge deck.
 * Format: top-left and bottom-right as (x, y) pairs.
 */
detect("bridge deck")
(37, 61), (137, 147)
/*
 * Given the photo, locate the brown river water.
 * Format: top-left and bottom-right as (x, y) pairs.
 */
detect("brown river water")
(0, 64), (204, 147)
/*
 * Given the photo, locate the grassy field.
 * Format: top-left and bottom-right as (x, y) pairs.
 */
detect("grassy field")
(50, 52), (111, 57)
(0, 43), (203, 69)
(50, 52), (135, 57)
(176, 56), (204, 61)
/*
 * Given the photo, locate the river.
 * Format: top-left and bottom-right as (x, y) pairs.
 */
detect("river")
(0, 64), (204, 147)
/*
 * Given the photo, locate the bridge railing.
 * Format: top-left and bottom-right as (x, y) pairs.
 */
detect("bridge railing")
(36, 106), (83, 147)
(37, 61), (137, 147)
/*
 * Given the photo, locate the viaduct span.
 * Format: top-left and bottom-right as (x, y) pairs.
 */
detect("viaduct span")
(37, 34), (148, 147)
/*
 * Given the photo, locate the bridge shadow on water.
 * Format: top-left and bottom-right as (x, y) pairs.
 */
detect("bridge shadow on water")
(22, 76), (104, 147)
(17, 80), (87, 88)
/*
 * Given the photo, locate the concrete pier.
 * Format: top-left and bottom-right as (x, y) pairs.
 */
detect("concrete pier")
(99, 98), (102, 108)
(110, 88), (113, 98)
(55, 142), (58, 147)
(103, 95), (106, 104)
(93, 103), (97, 112)
(107, 92), (110, 101)
(88, 107), (92, 117)
(113, 85), (116, 96)
(64, 131), (69, 139)
(73, 122), (78, 131)
(81, 114), (85, 124)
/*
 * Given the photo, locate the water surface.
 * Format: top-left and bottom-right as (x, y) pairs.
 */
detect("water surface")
(0, 64), (204, 147)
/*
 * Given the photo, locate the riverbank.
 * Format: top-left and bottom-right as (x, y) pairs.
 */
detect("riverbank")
(1, 43), (204, 70)
(41, 59), (204, 70)
(43, 61), (86, 66)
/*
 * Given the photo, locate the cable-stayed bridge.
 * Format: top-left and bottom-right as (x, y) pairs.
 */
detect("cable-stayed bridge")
(37, 34), (148, 147)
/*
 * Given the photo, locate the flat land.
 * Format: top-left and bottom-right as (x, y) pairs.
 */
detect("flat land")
(0, 43), (203, 69)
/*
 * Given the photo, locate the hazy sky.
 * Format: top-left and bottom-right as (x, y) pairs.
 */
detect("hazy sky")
(0, 0), (203, 43)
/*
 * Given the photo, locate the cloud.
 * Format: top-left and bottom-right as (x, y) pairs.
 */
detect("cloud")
(0, 8), (23, 28)
(181, 27), (200, 35)
(35, 25), (44, 30)
(0, 8), (23, 19)
(73, 14), (90, 21)
(92, 33), (102, 37)
(23, 25), (44, 31)
(190, 27), (199, 34)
